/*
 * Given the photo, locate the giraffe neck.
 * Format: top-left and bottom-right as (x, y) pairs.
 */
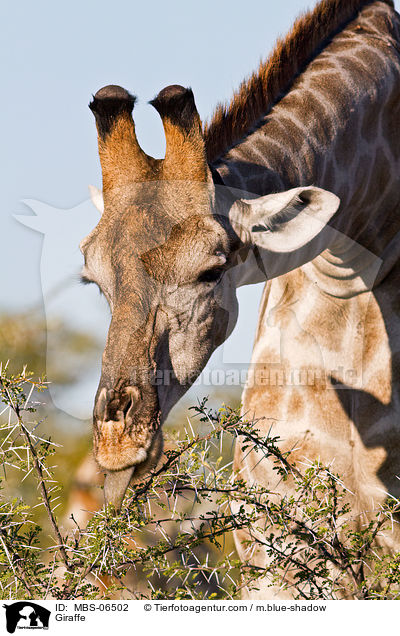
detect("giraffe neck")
(217, 1), (400, 296)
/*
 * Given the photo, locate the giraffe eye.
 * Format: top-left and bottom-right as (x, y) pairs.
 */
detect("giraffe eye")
(198, 267), (224, 284)
(80, 274), (103, 296)
(80, 274), (93, 285)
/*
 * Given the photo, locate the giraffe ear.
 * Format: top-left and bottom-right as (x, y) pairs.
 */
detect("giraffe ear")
(233, 186), (340, 252)
(88, 184), (104, 214)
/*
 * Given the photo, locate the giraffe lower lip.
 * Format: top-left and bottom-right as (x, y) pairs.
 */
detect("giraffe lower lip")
(104, 466), (136, 510)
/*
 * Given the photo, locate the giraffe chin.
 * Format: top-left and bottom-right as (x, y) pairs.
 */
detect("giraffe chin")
(103, 428), (164, 511)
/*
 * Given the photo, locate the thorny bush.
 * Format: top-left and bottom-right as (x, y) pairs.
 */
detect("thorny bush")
(0, 364), (399, 600)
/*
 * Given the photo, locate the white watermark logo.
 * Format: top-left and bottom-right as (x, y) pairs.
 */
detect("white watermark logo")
(14, 183), (382, 419)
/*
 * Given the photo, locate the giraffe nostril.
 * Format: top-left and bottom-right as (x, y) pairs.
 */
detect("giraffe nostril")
(95, 387), (107, 420)
(95, 386), (141, 422)
(121, 386), (141, 421)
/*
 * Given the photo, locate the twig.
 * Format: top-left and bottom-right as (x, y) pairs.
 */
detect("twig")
(1, 378), (71, 572)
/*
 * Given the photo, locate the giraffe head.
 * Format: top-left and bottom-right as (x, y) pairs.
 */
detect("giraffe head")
(82, 84), (340, 507)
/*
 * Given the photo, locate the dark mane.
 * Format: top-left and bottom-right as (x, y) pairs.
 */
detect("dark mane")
(204, 0), (394, 163)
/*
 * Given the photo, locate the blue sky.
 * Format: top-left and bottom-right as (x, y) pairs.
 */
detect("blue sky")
(2, 0), (399, 417)
(2, 0), (326, 306)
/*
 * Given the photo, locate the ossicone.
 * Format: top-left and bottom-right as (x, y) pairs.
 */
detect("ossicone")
(89, 85), (137, 139)
(150, 84), (201, 134)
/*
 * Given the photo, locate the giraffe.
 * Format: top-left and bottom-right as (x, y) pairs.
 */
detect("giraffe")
(208, 0), (400, 597)
(81, 0), (400, 598)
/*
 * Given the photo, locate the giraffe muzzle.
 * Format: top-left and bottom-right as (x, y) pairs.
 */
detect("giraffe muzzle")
(94, 385), (163, 509)
(102, 425), (164, 510)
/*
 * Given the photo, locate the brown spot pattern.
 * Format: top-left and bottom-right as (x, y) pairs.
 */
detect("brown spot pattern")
(204, 0), (393, 162)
